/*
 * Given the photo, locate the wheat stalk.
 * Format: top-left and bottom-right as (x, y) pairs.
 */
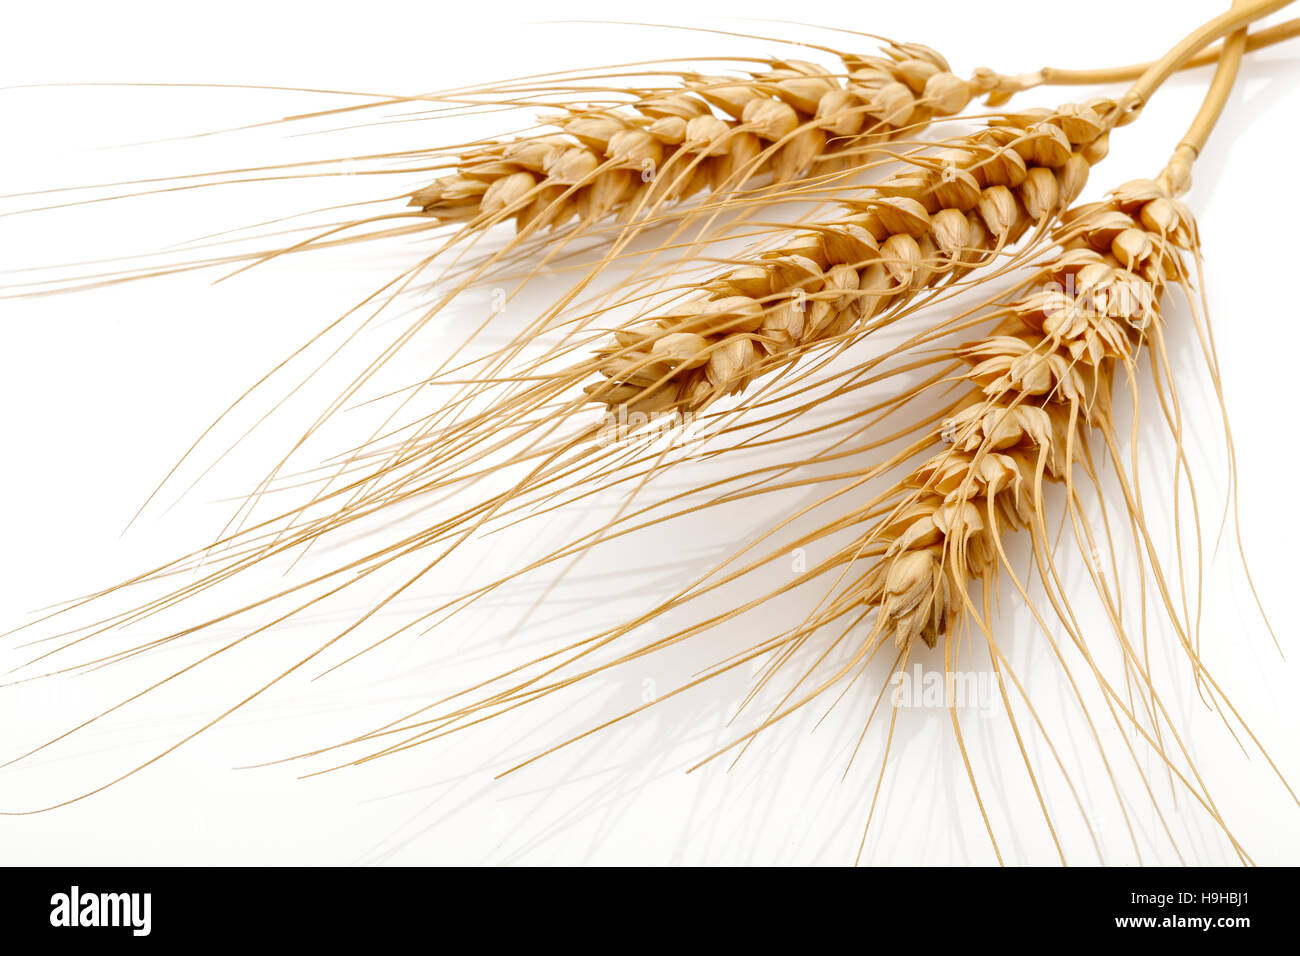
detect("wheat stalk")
(4, 3), (1297, 864)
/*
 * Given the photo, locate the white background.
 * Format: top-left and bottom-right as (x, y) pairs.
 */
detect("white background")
(1, 0), (1299, 865)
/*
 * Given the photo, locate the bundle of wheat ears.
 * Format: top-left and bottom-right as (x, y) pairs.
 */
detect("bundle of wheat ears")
(5, 0), (1300, 864)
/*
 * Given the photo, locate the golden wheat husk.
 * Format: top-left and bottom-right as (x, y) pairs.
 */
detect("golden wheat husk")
(2, 37), (990, 301)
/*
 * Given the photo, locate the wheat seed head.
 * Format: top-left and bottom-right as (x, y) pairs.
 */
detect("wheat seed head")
(583, 99), (1113, 419)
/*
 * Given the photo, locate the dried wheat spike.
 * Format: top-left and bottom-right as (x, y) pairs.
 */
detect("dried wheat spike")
(409, 43), (982, 230)
(587, 99), (1118, 417)
(862, 177), (1194, 649)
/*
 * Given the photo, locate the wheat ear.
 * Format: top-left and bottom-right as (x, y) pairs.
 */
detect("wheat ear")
(270, 4), (1286, 573)
(861, 0), (1267, 652)
(409, 16), (1300, 235)
(410, 43), (981, 231)
(308, 30), (1273, 864)
(584, 101), (1108, 418)
(863, 175), (1195, 649)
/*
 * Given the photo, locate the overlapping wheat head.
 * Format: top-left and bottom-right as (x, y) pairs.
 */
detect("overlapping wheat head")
(280, 97), (1117, 566)
(584, 100), (1109, 417)
(861, 176), (1195, 649)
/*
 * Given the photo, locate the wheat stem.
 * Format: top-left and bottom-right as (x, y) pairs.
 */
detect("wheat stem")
(1123, 0), (1291, 115)
(980, 15), (1299, 97)
(1178, 4), (1252, 156)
